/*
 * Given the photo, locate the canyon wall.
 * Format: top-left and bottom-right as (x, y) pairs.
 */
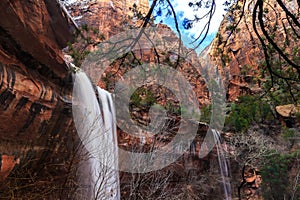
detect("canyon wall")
(0, 0), (74, 136)
(0, 0), (298, 198)
(206, 0), (299, 101)
(0, 0), (79, 197)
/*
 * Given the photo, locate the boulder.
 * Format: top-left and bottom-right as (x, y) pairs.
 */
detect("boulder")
(276, 104), (300, 118)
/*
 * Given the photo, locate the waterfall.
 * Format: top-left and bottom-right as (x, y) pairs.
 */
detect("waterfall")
(72, 70), (120, 200)
(211, 129), (232, 200)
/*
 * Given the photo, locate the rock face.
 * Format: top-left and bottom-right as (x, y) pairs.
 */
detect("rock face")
(0, 0), (80, 197)
(203, 1), (262, 101)
(66, 0), (211, 105)
(0, 0), (73, 78)
(205, 0), (299, 199)
(0, 0), (212, 198)
(64, 0), (149, 39)
(66, 1), (225, 199)
(1, 0), (297, 198)
(0, 154), (20, 182)
(0, 0), (75, 147)
(206, 0), (299, 101)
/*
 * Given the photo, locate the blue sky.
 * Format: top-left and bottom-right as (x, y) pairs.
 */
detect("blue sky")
(148, 0), (228, 54)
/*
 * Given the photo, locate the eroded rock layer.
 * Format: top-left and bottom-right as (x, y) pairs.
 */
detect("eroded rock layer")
(0, 0), (79, 198)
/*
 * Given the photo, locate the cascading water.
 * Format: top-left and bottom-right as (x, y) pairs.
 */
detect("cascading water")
(72, 68), (120, 200)
(199, 40), (231, 199)
(212, 129), (232, 200)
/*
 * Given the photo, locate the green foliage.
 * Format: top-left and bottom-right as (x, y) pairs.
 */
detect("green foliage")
(225, 95), (274, 132)
(225, 24), (235, 31)
(283, 128), (299, 141)
(165, 102), (181, 115)
(129, 3), (146, 21)
(221, 53), (232, 64)
(259, 27), (300, 105)
(130, 87), (156, 108)
(263, 75), (299, 105)
(283, 127), (300, 148)
(68, 42), (90, 66)
(240, 64), (253, 76)
(67, 24), (105, 66)
(261, 152), (299, 200)
(200, 104), (212, 123)
(81, 24), (89, 32)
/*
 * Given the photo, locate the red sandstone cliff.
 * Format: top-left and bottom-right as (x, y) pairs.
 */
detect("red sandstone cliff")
(205, 0), (299, 101)
(0, 0), (80, 197)
(0, 0), (75, 136)
(0, 0), (298, 198)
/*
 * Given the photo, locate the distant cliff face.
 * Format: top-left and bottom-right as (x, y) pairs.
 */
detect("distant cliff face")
(65, 0), (149, 39)
(206, 0), (298, 101)
(66, 0), (211, 106)
(114, 0), (149, 16)
(204, 1), (262, 101)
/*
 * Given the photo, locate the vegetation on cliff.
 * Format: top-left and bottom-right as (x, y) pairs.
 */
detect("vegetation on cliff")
(0, 0), (299, 199)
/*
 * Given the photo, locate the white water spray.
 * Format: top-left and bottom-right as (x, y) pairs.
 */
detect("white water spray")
(212, 129), (232, 200)
(72, 70), (120, 200)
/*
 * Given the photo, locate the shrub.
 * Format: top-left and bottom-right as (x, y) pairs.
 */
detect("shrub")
(200, 104), (212, 123)
(225, 95), (274, 132)
(261, 152), (299, 200)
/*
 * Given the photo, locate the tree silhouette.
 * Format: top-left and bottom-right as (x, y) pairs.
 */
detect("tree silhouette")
(140, 0), (299, 101)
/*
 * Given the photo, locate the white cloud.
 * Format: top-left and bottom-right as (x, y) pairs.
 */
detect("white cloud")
(149, 0), (228, 52)
(175, 0), (227, 35)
